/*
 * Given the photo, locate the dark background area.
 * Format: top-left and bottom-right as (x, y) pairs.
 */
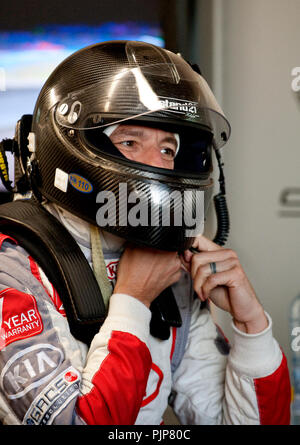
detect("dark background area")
(0, 0), (161, 29)
(0, 0), (200, 59)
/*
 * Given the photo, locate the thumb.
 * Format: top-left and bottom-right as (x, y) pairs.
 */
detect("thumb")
(179, 250), (192, 271)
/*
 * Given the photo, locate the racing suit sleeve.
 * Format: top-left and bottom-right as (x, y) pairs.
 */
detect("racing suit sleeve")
(0, 288), (152, 425)
(170, 299), (291, 425)
(0, 237), (152, 425)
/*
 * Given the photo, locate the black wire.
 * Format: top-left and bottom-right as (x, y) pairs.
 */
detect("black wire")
(212, 145), (230, 246)
(213, 192), (230, 246)
(189, 145), (230, 252)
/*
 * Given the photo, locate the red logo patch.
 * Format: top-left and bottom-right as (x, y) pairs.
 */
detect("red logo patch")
(64, 371), (78, 382)
(106, 260), (119, 280)
(0, 288), (43, 350)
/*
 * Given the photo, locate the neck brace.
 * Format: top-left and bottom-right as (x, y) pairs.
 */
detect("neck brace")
(44, 201), (125, 294)
(44, 202), (125, 259)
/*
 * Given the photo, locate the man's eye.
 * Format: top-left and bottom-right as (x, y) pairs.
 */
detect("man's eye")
(161, 148), (175, 159)
(119, 140), (135, 147)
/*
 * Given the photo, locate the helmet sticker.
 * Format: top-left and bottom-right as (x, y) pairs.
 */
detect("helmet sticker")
(158, 97), (199, 118)
(69, 173), (93, 193)
(54, 168), (69, 193)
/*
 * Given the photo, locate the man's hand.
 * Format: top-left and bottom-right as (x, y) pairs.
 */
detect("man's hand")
(114, 245), (182, 308)
(181, 235), (268, 334)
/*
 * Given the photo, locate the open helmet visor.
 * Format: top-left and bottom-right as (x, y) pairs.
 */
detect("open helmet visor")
(54, 43), (230, 150)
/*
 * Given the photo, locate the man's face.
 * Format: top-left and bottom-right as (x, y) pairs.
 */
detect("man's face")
(108, 125), (178, 170)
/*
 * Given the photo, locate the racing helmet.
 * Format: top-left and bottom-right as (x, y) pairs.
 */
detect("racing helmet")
(29, 40), (231, 251)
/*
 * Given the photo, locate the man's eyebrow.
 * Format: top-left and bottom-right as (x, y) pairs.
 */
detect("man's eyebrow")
(112, 129), (178, 147)
(161, 136), (178, 148)
(111, 129), (145, 138)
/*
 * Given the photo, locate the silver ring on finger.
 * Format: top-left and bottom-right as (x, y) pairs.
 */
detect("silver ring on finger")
(209, 262), (217, 274)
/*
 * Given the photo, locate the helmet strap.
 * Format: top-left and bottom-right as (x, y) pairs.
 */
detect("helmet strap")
(90, 224), (113, 308)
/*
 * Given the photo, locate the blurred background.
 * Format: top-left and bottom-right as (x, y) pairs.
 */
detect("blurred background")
(0, 0), (299, 422)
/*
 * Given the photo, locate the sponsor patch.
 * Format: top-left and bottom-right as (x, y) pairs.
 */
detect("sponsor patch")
(158, 96), (199, 118)
(69, 173), (93, 193)
(0, 288), (43, 350)
(23, 366), (80, 425)
(106, 260), (119, 281)
(1, 344), (64, 400)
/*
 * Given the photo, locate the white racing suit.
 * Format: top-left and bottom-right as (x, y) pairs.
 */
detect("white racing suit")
(0, 203), (291, 425)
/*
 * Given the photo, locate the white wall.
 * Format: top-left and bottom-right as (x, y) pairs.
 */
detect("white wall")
(196, 0), (300, 369)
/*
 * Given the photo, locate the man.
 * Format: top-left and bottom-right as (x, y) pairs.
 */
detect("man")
(0, 40), (291, 425)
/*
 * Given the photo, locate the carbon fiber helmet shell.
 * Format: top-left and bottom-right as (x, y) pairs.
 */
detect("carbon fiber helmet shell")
(30, 40), (231, 251)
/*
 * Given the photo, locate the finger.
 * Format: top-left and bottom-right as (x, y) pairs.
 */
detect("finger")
(183, 249), (193, 263)
(179, 251), (192, 271)
(190, 250), (238, 279)
(193, 258), (238, 298)
(180, 261), (190, 273)
(202, 267), (239, 300)
(192, 234), (223, 252)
